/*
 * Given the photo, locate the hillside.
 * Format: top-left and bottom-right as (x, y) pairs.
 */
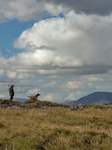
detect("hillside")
(0, 98), (69, 109)
(67, 91), (112, 105)
(0, 103), (112, 150)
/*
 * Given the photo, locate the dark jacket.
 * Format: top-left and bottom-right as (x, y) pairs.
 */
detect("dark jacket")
(9, 86), (14, 96)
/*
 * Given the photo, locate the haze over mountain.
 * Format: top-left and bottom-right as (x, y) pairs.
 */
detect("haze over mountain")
(66, 92), (112, 105)
(13, 98), (28, 102)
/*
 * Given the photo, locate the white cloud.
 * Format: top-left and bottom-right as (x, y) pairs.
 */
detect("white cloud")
(1, 9), (112, 102)
(0, 0), (43, 21)
(0, 0), (65, 21)
(87, 76), (104, 82)
(42, 93), (56, 101)
(1, 0), (112, 23)
(44, 3), (66, 16)
(7, 71), (17, 78)
(64, 81), (84, 90)
(26, 88), (40, 95)
(13, 11), (112, 76)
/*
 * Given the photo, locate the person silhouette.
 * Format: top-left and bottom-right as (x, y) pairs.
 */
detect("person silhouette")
(9, 84), (14, 100)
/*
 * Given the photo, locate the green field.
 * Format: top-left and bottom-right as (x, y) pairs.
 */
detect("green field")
(0, 104), (112, 150)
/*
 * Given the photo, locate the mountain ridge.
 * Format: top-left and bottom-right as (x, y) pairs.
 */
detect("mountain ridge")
(65, 91), (112, 105)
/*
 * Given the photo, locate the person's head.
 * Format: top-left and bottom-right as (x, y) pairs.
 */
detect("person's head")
(11, 84), (14, 87)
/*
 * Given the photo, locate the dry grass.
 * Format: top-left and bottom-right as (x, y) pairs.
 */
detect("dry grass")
(0, 105), (112, 150)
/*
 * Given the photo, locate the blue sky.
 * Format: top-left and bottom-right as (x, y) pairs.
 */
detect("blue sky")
(1, 0), (112, 103)
(0, 19), (36, 58)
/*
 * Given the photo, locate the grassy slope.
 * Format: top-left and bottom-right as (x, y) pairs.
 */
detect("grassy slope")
(0, 99), (68, 109)
(0, 100), (112, 150)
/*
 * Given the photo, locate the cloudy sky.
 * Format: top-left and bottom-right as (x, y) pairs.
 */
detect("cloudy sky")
(1, 0), (112, 103)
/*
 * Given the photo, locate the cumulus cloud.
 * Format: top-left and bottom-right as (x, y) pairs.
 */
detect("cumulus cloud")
(13, 11), (112, 75)
(26, 88), (40, 95)
(0, 0), (112, 23)
(0, 0), (66, 21)
(65, 81), (84, 90)
(0, 0), (43, 21)
(0, 11), (112, 87)
(1, 6), (112, 101)
(7, 71), (17, 78)
(44, 2), (66, 16)
(42, 93), (56, 101)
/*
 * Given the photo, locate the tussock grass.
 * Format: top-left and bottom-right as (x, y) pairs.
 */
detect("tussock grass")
(0, 105), (112, 149)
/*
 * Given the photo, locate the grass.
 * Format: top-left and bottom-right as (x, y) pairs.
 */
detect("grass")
(0, 104), (112, 149)
(0, 99), (68, 109)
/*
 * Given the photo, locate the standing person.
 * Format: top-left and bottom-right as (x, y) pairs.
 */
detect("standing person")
(9, 84), (14, 100)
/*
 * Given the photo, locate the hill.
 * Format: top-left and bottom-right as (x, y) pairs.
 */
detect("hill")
(0, 103), (112, 149)
(0, 98), (69, 109)
(67, 91), (112, 105)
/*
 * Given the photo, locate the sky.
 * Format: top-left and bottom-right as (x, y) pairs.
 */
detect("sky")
(1, 0), (112, 103)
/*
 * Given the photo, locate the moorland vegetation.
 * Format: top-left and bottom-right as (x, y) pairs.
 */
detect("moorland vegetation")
(0, 99), (112, 150)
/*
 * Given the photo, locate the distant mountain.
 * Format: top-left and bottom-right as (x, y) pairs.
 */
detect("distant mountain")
(66, 92), (112, 105)
(108, 102), (112, 105)
(62, 100), (73, 104)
